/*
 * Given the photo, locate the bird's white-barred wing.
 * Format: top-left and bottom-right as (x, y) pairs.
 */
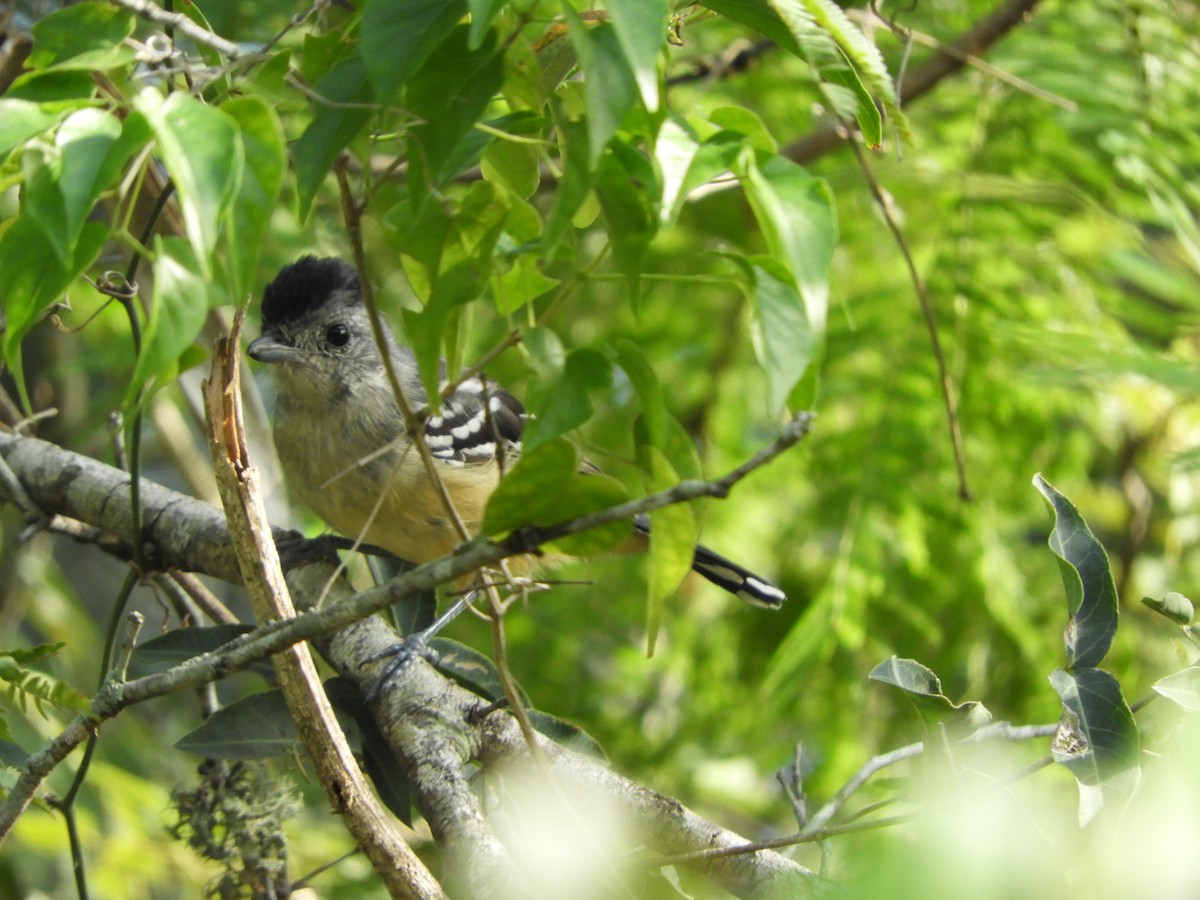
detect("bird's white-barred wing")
(424, 376), (525, 467)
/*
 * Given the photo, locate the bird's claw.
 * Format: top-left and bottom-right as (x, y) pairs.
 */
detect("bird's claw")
(363, 632), (440, 703)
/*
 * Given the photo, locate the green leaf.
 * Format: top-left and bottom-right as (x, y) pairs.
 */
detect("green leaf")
(0, 100), (61, 158)
(292, 55), (374, 221)
(2, 643), (66, 666)
(869, 656), (992, 730)
(565, 13), (640, 164)
(361, 0), (466, 102)
(125, 238), (219, 407)
(615, 341), (668, 449)
(607, 0), (665, 113)
(27, 2), (135, 71)
(735, 150), (836, 336)
(1033, 475), (1119, 669)
(741, 255), (814, 414)
(1049, 668), (1139, 787)
(468, 0), (507, 49)
(222, 98), (286, 301)
(710, 106), (777, 154)
(1152, 667), (1200, 711)
(527, 710), (607, 760)
(3, 71), (97, 106)
(175, 690), (298, 758)
(402, 260), (489, 403)
(23, 108), (137, 267)
(522, 347), (612, 452)
(482, 135), (542, 199)
(0, 654), (89, 714)
(542, 114), (592, 252)
(405, 26), (505, 191)
(0, 216), (107, 399)
(644, 447), (698, 655)
(135, 91), (243, 273)
(595, 140), (660, 294)
(1141, 591), (1194, 625)
(482, 439), (629, 554)
(0, 739), (27, 768)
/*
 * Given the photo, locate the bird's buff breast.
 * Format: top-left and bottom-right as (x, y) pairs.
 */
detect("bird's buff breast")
(273, 403), (501, 565)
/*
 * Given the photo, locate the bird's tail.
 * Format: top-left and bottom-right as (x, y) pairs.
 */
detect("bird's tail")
(633, 515), (786, 609)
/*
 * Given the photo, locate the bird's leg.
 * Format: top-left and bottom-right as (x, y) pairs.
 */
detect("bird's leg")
(363, 590), (477, 702)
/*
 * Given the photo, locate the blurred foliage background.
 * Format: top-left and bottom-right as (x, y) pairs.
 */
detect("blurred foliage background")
(2, 0), (1200, 896)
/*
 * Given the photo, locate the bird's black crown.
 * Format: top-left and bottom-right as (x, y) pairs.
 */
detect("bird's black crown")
(261, 256), (361, 326)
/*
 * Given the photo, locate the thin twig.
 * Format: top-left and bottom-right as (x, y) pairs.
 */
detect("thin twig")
(847, 138), (971, 499)
(109, 0), (244, 60)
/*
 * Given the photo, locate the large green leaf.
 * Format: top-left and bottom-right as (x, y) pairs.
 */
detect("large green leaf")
(482, 438), (629, 555)
(175, 690), (299, 759)
(23, 109), (141, 267)
(521, 347), (612, 452)
(292, 55), (374, 220)
(0, 100), (62, 159)
(735, 150), (836, 335)
(565, 13), (640, 164)
(125, 238), (219, 407)
(27, 2), (135, 71)
(360, 0), (466, 102)
(405, 26), (505, 193)
(135, 91), (243, 273)
(607, 0), (666, 113)
(223, 98), (286, 301)
(0, 215), (107, 405)
(1033, 475), (1119, 669)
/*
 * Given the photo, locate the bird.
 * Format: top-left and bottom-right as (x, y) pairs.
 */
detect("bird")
(246, 256), (785, 672)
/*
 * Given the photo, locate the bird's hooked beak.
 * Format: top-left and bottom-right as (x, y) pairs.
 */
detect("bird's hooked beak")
(247, 334), (298, 364)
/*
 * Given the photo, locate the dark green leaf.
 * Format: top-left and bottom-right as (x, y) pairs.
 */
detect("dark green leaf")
(595, 141), (660, 293)
(405, 26), (505, 192)
(223, 98), (286, 301)
(361, 0), (466, 102)
(468, 0), (507, 49)
(431, 638), (513, 704)
(522, 347), (612, 451)
(1033, 474), (1119, 668)
(565, 14), (640, 163)
(292, 55), (374, 220)
(133, 625), (256, 664)
(1049, 668), (1139, 786)
(527, 710), (608, 760)
(0, 739), (28, 768)
(24, 108), (136, 267)
(175, 690), (297, 759)
(402, 260), (488, 403)
(0, 216), (107, 400)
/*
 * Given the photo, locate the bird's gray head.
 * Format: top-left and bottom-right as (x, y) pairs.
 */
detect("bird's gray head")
(248, 256), (390, 395)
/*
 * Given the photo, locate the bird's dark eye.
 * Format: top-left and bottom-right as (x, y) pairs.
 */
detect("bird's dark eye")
(326, 324), (350, 348)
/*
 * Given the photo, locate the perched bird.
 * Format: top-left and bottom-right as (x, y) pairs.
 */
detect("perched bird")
(246, 256), (786, 624)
